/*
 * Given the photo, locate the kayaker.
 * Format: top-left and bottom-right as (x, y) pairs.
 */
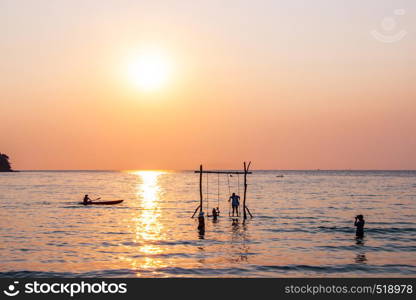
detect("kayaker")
(229, 192), (240, 216)
(83, 194), (92, 205)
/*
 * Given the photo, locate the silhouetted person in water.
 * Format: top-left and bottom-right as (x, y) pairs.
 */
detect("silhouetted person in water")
(83, 194), (92, 205)
(198, 211), (205, 229)
(354, 215), (365, 237)
(229, 193), (240, 216)
(197, 211), (205, 238)
(212, 207), (220, 220)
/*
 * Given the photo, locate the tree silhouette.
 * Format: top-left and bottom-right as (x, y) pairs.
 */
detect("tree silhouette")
(0, 153), (13, 171)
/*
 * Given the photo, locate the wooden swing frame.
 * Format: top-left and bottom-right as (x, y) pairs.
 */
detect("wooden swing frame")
(191, 161), (253, 219)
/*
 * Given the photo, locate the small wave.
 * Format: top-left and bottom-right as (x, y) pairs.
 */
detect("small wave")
(0, 271), (72, 278)
(370, 222), (415, 225)
(349, 194), (385, 197)
(282, 216), (318, 220)
(153, 240), (194, 246)
(255, 264), (416, 275)
(153, 266), (251, 276)
(47, 230), (68, 234)
(266, 228), (312, 233)
(317, 226), (352, 233)
(2, 263), (416, 278)
(368, 227), (416, 234)
(317, 226), (416, 234)
(130, 252), (192, 259)
(255, 216), (276, 219)
(46, 242), (69, 247)
(62, 206), (85, 209)
(32, 201), (52, 205)
(0, 269), (136, 278)
(317, 245), (416, 252)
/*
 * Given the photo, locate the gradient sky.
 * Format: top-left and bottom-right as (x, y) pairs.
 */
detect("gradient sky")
(1, 0), (415, 170)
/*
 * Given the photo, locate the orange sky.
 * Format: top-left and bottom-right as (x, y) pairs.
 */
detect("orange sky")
(1, 1), (415, 170)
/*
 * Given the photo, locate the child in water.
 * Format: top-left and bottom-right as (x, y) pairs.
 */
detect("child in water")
(354, 215), (365, 237)
(212, 207), (220, 220)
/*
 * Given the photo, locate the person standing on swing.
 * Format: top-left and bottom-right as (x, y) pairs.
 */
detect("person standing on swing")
(229, 192), (240, 216)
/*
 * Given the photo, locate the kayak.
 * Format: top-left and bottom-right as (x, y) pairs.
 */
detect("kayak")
(79, 200), (124, 205)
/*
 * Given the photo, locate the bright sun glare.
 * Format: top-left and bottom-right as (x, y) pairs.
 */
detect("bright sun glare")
(127, 51), (171, 91)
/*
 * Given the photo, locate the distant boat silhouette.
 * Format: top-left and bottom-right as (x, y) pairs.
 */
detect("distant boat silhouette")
(79, 200), (124, 205)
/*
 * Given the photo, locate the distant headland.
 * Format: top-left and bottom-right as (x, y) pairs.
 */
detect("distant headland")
(0, 153), (14, 172)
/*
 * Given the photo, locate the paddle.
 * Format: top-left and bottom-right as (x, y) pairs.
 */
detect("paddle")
(90, 197), (101, 202)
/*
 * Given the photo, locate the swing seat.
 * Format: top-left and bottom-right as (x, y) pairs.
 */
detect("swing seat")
(207, 212), (221, 218)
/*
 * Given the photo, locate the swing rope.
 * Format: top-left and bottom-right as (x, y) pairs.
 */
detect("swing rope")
(227, 174), (231, 195)
(217, 173), (220, 209)
(227, 174), (231, 216)
(206, 173), (209, 213)
(237, 174), (240, 195)
(204, 171), (244, 217)
(237, 174), (241, 216)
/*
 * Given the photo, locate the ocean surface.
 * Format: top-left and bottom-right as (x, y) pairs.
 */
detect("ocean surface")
(0, 170), (415, 277)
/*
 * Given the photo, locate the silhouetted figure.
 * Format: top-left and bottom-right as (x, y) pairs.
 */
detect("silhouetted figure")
(229, 193), (240, 216)
(354, 215), (365, 237)
(198, 211), (205, 229)
(83, 194), (92, 205)
(197, 211), (205, 238)
(212, 207), (220, 220)
(0, 153), (13, 172)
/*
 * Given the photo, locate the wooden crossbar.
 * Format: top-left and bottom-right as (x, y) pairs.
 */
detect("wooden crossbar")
(194, 170), (252, 174)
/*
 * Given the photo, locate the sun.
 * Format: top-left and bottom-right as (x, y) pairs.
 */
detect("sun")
(127, 51), (171, 91)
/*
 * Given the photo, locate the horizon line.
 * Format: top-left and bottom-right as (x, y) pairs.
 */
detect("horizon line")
(10, 169), (416, 172)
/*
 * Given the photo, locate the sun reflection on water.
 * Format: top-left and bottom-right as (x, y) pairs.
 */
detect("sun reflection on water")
(129, 170), (167, 274)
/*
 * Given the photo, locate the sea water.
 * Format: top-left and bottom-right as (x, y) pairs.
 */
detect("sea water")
(0, 170), (415, 277)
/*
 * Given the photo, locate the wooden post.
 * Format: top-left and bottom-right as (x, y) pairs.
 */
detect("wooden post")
(199, 164), (203, 213)
(191, 205), (200, 218)
(243, 161), (251, 220)
(243, 162), (247, 219)
(245, 206), (253, 218)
